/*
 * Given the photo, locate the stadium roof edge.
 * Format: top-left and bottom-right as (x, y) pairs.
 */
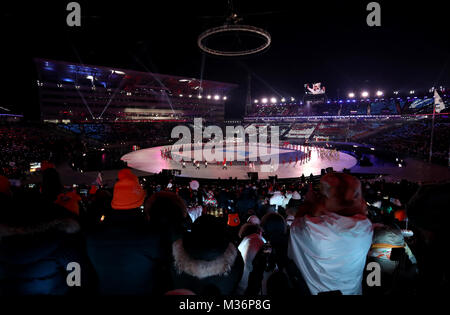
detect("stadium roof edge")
(34, 58), (239, 89)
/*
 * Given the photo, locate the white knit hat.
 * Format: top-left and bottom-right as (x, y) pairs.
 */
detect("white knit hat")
(189, 180), (199, 191)
(291, 191), (301, 200)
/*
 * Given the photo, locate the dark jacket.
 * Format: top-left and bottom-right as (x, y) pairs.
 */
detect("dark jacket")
(85, 209), (168, 295)
(0, 215), (90, 295)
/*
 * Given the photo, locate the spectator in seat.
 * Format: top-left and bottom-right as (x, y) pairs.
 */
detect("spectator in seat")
(171, 215), (244, 295)
(288, 173), (373, 295)
(246, 212), (289, 295)
(85, 168), (161, 295)
(0, 189), (93, 295)
(236, 223), (265, 295)
(365, 224), (418, 294)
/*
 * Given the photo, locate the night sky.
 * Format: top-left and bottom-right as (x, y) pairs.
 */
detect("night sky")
(1, 0), (448, 119)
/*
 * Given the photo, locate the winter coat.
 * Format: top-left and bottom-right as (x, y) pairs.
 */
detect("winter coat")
(170, 238), (244, 295)
(0, 215), (90, 295)
(85, 209), (168, 295)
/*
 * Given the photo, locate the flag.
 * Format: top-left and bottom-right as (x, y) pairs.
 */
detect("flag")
(95, 172), (103, 186)
(434, 90), (445, 113)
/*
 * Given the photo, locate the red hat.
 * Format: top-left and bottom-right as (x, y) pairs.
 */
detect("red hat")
(227, 213), (240, 227)
(0, 175), (11, 196)
(394, 209), (407, 222)
(41, 161), (56, 171)
(89, 185), (98, 195)
(111, 169), (146, 210)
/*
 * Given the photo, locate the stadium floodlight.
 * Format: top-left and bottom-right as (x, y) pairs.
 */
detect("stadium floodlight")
(270, 97), (277, 103)
(254, 99), (259, 103)
(281, 97), (286, 102)
(409, 90), (415, 94)
(376, 90), (383, 96)
(214, 95), (220, 100)
(207, 95), (212, 99)
(361, 91), (369, 98)
(290, 97), (295, 101)
(393, 91), (399, 95)
(179, 94), (183, 97)
(198, 95), (203, 99)
(348, 92), (355, 98)
(223, 96), (227, 100)
(188, 95), (192, 98)
(261, 98), (268, 104)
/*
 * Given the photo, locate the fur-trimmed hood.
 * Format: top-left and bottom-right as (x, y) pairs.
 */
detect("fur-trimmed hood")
(172, 238), (238, 279)
(0, 217), (80, 241)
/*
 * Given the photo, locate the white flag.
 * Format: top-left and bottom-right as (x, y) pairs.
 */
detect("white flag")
(434, 90), (445, 113)
(95, 172), (103, 186)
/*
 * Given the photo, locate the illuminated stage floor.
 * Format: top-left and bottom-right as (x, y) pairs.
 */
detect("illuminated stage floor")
(121, 144), (358, 180)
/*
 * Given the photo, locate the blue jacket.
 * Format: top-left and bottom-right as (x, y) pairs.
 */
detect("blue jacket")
(0, 216), (90, 295)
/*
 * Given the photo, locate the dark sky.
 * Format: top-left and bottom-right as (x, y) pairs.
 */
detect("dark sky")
(1, 0), (449, 118)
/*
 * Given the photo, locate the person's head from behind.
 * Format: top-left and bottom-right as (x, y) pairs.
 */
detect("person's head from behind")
(144, 191), (188, 233)
(183, 214), (230, 261)
(260, 212), (286, 244)
(306, 172), (367, 217)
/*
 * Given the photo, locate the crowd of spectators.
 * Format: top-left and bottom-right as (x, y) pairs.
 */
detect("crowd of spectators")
(1, 165), (448, 296)
(364, 119), (450, 165)
(0, 123), (84, 179)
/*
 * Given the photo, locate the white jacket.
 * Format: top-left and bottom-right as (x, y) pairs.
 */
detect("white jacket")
(288, 212), (373, 295)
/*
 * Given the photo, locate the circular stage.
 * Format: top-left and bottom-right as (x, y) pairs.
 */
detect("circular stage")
(121, 144), (358, 180)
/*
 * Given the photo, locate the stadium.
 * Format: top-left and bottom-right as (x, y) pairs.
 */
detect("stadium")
(0, 0), (449, 303)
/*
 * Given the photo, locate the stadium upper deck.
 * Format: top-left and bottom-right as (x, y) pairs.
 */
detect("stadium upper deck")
(35, 59), (238, 123)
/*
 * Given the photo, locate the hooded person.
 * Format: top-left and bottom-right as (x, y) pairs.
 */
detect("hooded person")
(171, 215), (244, 295)
(288, 173), (373, 295)
(85, 168), (165, 295)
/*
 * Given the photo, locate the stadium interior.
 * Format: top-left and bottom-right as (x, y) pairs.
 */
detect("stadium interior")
(0, 0), (449, 302)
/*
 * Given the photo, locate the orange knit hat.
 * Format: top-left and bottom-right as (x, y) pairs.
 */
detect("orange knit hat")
(111, 169), (146, 210)
(394, 209), (407, 222)
(55, 190), (82, 216)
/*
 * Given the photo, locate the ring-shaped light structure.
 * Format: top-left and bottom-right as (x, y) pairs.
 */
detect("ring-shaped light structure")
(198, 25), (271, 57)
